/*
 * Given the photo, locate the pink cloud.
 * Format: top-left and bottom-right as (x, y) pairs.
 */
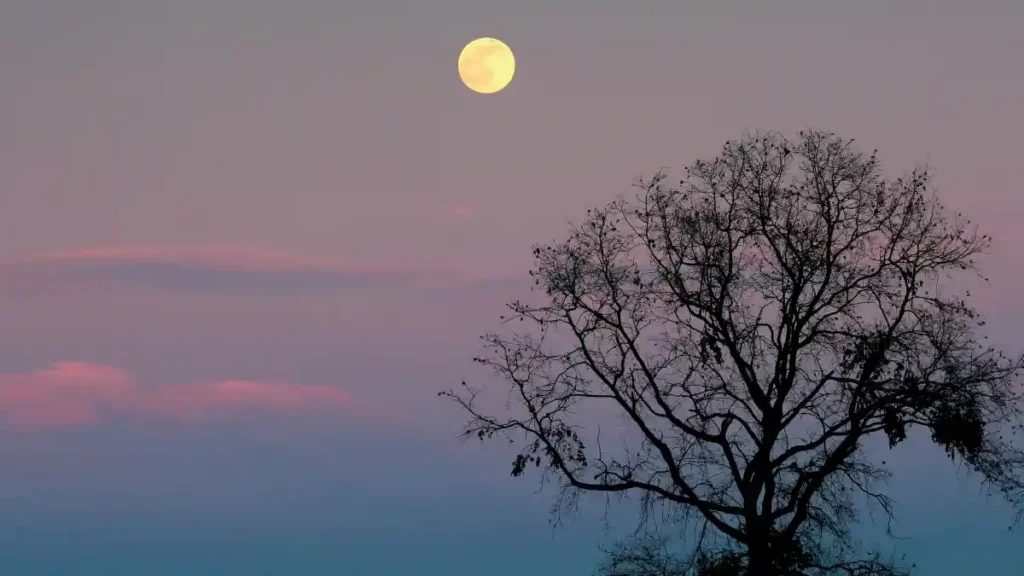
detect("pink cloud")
(18, 243), (356, 272)
(447, 203), (476, 220)
(0, 245), (471, 294)
(8, 245), (434, 275)
(0, 362), (356, 430)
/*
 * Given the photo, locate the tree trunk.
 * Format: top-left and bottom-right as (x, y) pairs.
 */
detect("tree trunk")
(746, 540), (775, 576)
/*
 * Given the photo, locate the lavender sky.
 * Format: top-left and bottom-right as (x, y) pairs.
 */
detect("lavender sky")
(1, 0), (1022, 574)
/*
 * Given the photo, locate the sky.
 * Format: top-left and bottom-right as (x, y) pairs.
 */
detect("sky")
(0, 0), (1022, 574)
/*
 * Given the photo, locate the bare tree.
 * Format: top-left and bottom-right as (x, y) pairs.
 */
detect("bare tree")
(441, 130), (1024, 575)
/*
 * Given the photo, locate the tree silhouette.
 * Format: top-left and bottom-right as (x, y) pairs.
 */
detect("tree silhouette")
(441, 129), (1024, 575)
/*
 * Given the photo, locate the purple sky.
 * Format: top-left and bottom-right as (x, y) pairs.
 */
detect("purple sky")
(1, 0), (1023, 574)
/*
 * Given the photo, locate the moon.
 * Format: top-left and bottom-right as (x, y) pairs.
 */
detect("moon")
(458, 37), (515, 94)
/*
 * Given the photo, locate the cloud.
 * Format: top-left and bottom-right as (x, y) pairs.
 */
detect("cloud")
(0, 362), (356, 430)
(447, 203), (476, 220)
(0, 245), (464, 294)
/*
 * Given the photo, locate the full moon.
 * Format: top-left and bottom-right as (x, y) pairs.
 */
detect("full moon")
(458, 37), (515, 94)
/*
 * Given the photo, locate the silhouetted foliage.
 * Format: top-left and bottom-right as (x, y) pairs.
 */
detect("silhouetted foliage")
(441, 129), (1024, 575)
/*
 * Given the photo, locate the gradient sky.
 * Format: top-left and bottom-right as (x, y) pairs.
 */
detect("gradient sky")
(1, 1), (1022, 574)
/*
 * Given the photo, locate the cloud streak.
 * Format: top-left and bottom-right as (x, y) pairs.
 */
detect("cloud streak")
(0, 245), (465, 294)
(446, 203), (476, 220)
(0, 362), (356, 430)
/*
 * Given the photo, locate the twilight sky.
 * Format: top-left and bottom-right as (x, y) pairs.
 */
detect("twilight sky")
(1, 0), (1022, 574)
